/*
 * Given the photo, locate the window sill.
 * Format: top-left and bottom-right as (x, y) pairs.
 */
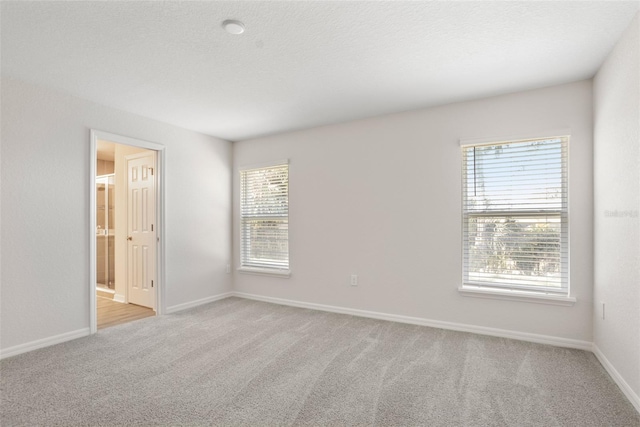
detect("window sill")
(237, 267), (291, 278)
(458, 285), (576, 306)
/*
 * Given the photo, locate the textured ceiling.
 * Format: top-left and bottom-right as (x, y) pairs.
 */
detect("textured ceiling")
(2, 1), (638, 141)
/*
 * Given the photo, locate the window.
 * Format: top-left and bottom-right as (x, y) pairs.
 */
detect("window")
(239, 162), (289, 274)
(461, 136), (568, 296)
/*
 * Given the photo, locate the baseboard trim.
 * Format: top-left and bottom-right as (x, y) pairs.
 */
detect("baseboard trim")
(0, 328), (91, 360)
(592, 344), (640, 413)
(233, 292), (592, 351)
(166, 292), (234, 314)
(113, 293), (126, 303)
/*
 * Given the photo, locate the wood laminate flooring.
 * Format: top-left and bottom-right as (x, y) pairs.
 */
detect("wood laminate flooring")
(97, 296), (155, 330)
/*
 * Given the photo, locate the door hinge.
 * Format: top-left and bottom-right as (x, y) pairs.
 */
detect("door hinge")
(150, 167), (154, 175)
(151, 224), (154, 231)
(151, 280), (154, 288)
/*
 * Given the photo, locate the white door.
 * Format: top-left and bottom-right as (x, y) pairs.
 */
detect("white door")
(126, 151), (156, 309)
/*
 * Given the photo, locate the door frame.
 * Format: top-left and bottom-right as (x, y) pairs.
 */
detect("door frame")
(89, 130), (166, 334)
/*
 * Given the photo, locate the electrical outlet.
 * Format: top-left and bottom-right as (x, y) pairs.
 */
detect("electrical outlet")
(350, 274), (358, 286)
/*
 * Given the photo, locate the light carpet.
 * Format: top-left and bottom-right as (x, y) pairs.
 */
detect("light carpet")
(1, 297), (638, 426)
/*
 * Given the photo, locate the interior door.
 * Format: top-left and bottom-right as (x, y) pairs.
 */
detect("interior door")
(126, 151), (156, 309)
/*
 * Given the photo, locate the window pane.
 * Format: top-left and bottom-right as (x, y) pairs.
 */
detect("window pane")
(467, 215), (562, 290)
(242, 219), (289, 268)
(464, 139), (566, 212)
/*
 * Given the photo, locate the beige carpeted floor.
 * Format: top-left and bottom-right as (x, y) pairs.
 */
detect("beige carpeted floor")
(1, 297), (638, 426)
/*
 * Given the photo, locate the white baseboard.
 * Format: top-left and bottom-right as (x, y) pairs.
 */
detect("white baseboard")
(232, 292), (593, 351)
(113, 293), (126, 303)
(592, 344), (640, 413)
(1, 293), (234, 358)
(166, 292), (234, 314)
(0, 328), (91, 360)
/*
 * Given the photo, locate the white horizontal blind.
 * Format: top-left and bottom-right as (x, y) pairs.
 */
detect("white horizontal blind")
(462, 136), (568, 293)
(240, 164), (289, 270)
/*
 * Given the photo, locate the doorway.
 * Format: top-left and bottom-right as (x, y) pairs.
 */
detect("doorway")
(90, 130), (166, 333)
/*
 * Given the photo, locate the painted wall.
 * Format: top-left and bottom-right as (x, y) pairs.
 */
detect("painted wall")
(0, 77), (232, 351)
(96, 159), (114, 176)
(593, 14), (640, 401)
(233, 80), (594, 342)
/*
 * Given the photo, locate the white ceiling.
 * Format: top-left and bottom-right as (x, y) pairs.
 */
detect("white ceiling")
(2, 1), (638, 141)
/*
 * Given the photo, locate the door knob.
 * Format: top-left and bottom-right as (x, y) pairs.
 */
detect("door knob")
(127, 236), (132, 241)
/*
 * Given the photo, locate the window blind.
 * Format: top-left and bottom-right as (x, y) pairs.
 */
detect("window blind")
(462, 136), (568, 293)
(240, 163), (289, 270)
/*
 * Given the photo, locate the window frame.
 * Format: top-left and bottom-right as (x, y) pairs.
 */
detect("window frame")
(459, 132), (574, 305)
(238, 160), (290, 277)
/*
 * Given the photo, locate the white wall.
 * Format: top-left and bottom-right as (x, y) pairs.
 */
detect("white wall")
(0, 77), (232, 351)
(593, 14), (640, 403)
(234, 80), (594, 342)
